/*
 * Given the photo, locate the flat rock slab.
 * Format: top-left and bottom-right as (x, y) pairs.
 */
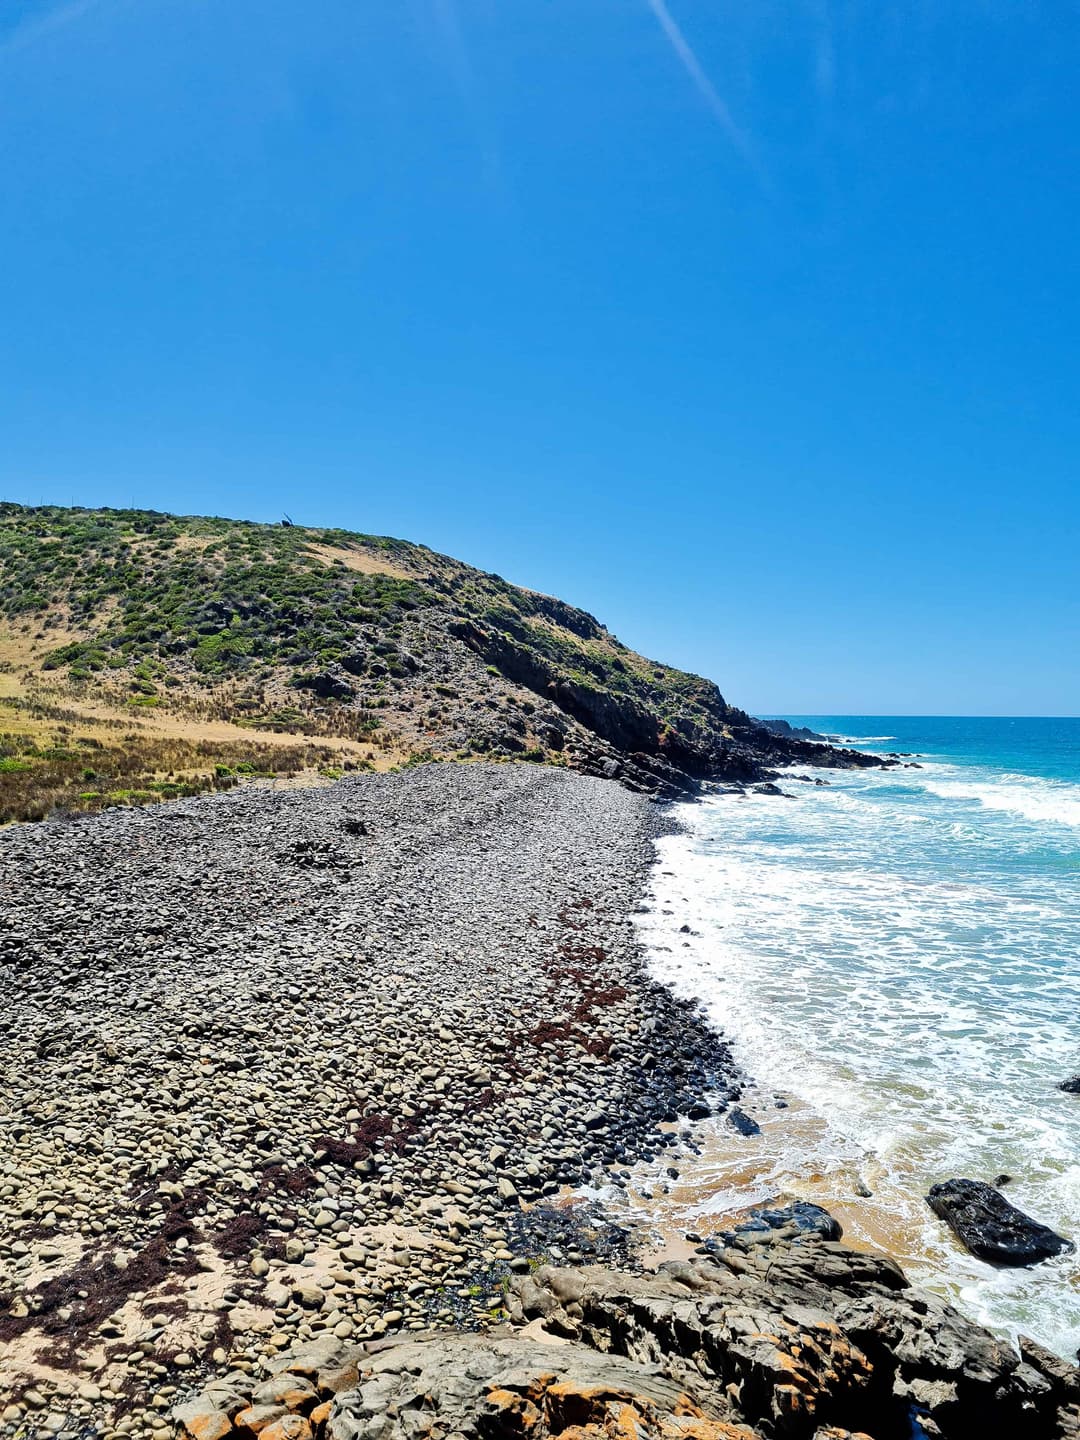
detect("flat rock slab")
(927, 1179), (1074, 1266)
(327, 1334), (755, 1440)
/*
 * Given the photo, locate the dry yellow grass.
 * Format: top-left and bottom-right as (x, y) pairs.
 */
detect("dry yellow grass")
(0, 618), (418, 822)
(0, 694), (407, 823)
(303, 540), (417, 579)
(1, 614), (421, 762)
(0, 683), (391, 760)
(1, 613), (94, 660)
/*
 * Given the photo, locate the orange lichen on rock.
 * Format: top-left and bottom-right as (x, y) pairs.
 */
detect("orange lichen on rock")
(174, 1412), (234, 1440)
(480, 1376), (762, 1440)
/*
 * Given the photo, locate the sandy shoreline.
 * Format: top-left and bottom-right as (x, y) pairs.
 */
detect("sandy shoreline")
(0, 762), (739, 1433)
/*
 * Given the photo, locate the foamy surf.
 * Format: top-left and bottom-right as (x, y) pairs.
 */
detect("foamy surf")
(825, 733), (898, 744)
(632, 719), (1080, 1359)
(921, 772), (1080, 830)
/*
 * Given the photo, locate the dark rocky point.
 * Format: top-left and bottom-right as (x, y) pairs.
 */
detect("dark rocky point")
(754, 716), (829, 742)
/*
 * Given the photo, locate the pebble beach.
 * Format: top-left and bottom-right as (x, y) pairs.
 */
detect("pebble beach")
(0, 763), (737, 1434)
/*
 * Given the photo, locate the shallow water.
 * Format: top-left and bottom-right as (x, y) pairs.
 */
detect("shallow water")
(636, 717), (1080, 1358)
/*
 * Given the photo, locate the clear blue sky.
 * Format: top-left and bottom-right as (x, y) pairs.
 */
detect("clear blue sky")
(2, 1), (1077, 714)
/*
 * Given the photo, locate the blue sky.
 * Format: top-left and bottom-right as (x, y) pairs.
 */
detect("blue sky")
(1, 0), (1077, 714)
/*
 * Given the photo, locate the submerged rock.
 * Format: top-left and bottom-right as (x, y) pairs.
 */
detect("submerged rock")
(712, 1200), (843, 1250)
(927, 1178), (1074, 1266)
(726, 1105), (762, 1136)
(1059, 1076), (1080, 1094)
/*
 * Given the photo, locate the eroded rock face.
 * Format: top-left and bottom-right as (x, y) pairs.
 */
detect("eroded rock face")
(503, 1243), (1077, 1440)
(327, 1335), (759, 1439)
(926, 1179), (1074, 1266)
(173, 1228), (1080, 1440)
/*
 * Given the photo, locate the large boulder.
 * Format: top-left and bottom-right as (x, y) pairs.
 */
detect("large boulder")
(927, 1179), (1074, 1266)
(292, 665), (357, 700)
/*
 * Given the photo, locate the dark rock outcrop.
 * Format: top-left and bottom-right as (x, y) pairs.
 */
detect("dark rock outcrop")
(710, 1200), (842, 1249)
(1059, 1076), (1080, 1095)
(292, 665), (357, 700)
(926, 1179), (1074, 1266)
(754, 717), (829, 743)
(448, 616), (888, 796)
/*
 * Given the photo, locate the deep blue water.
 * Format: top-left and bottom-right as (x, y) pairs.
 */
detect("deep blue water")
(786, 714), (1080, 789)
(637, 717), (1080, 1355)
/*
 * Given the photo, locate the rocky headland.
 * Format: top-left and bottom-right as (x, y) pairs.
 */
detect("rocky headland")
(3, 763), (1077, 1439)
(0, 504), (886, 824)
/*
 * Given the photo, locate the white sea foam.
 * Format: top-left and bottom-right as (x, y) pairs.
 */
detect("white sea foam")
(921, 773), (1080, 829)
(636, 764), (1080, 1357)
(828, 733), (898, 743)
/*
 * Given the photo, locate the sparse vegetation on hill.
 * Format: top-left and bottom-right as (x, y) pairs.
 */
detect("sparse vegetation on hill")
(0, 501), (869, 821)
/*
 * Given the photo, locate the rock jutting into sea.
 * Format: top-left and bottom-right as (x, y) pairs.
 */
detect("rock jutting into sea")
(175, 1216), (1080, 1440)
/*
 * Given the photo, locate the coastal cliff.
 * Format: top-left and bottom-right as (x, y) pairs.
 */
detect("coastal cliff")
(0, 503), (879, 821)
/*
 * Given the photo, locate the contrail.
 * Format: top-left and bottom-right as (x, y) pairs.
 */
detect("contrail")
(1, 0), (109, 56)
(644, 0), (759, 170)
(430, 0), (475, 103)
(426, 0), (503, 190)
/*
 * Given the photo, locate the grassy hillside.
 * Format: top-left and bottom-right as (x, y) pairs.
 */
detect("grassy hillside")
(0, 503), (843, 822)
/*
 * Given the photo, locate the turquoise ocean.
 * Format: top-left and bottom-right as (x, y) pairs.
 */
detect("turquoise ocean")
(636, 717), (1080, 1358)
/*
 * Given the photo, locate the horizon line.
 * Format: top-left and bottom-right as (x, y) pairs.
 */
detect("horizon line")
(760, 712), (1080, 720)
